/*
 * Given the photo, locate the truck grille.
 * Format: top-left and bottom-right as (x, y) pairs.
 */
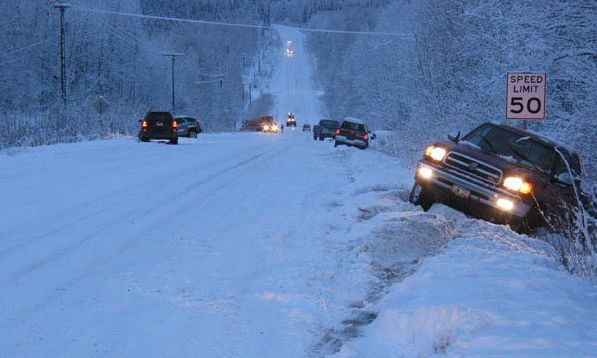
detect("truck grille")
(444, 152), (502, 184)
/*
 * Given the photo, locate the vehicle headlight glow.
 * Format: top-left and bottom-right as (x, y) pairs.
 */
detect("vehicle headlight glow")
(425, 146), (447, 162)
(496, 198), (514, 211)
(417, 166), (433, 180)
(503, 176), (532, 194)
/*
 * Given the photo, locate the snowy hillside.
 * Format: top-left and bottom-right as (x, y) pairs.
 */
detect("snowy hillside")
(307, 0), (597, 181)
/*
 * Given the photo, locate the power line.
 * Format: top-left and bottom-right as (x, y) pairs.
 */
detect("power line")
(105, 27), (165, 55)
(195, 79), (222, 85)
(73, 7), (414, 39)
(116, 26), (168, 54)
(0, 39), (54, 59)
(199, 73), (225, 78)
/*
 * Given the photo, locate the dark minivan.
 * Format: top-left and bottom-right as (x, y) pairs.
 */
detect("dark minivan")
(139, 112), (179, 145)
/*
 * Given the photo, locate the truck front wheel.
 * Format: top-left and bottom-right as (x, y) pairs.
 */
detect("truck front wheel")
(511, 206), (543, 234)
(409, 183), (434, 211)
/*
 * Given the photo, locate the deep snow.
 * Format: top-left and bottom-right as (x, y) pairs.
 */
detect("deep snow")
(0, 25), (595, 357)
(334, 205), (597, 357)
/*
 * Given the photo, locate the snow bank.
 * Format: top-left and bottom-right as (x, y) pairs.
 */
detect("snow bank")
(337, 207), (597, 357)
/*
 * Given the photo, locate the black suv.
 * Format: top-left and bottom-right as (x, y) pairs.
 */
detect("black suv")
(174, 116), (202, 138)
(313, 119), (340, 141)
(139, 112), (178, 145)
(410, 122), (585, 233)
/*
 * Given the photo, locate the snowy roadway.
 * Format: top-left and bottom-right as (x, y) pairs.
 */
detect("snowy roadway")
(0, 132), (405, 356)
(1, 25), (595, 357)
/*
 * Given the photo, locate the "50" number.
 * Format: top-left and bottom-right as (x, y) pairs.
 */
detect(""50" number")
(510, 97), (542, 114)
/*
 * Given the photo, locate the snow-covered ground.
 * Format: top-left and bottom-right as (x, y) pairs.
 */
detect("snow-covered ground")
(335, 205), (597, 357)
(0, 25), (595, 357)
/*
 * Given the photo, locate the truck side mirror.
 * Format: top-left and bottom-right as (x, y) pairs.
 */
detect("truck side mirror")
(448, 131), (460, 143)
(555, 172), (575, 186)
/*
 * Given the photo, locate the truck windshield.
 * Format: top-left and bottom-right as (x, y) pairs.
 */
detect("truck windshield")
(321, 120), (339, 128)
(463, 125), (560, 173)
(341, 122), (365, 131)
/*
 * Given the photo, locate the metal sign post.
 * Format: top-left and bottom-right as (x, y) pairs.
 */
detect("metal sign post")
(92, 96), (110, 132)
(506, 72), (547, 129)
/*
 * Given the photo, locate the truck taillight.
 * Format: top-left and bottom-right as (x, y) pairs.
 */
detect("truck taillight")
(172, 121), (178, 129)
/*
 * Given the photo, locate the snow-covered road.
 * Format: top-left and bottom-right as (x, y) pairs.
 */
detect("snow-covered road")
(0, 130), (417, 356)
(268, 24), (324, 124)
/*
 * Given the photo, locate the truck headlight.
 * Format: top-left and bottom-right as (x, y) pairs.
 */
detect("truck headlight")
(417, 166), (433, 180)
(503, 176), (532, 194)
(425, 146), (447, 162)
(496, 198), (514, 211)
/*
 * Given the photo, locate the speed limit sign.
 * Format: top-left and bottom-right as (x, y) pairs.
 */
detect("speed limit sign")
(506, 72), (546, 120)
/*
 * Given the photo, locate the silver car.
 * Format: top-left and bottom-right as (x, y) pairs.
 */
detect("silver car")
(174, 116), (203, 138)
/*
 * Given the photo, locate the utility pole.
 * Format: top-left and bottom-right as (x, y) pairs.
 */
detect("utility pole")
(253, 62), (256, 86)
(162, 52), (185, 113)
(240, 54), (246, 128)
(54, 2), (71, 108)
(241, 82), (246, 129)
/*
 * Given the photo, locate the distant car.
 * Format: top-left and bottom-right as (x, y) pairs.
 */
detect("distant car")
(174, 116), (202, 138)
(242, 116), (277, 133)
(287, 112), (296, 127)
(139, 111), (178, 145)
(334, 117), (371, 150)
(302, 124), (311, 132)
(262, 122), (279, 133)
(313, 119), (340, 141)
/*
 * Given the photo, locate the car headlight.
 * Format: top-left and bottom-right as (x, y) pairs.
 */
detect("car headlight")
(503, 176), (532, 194)
(425, 146), (447, 162)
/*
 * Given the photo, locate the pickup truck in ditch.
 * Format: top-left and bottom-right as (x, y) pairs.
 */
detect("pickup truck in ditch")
(313, 119), (339, 141)
(409, 122), (586, 233)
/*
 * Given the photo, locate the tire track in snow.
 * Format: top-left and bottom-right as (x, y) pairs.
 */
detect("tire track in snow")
(0, 138), (294, 347)
(309, 179), (456, 356)
(0, 146), (273, 285)
(0, 141), (267, 260)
